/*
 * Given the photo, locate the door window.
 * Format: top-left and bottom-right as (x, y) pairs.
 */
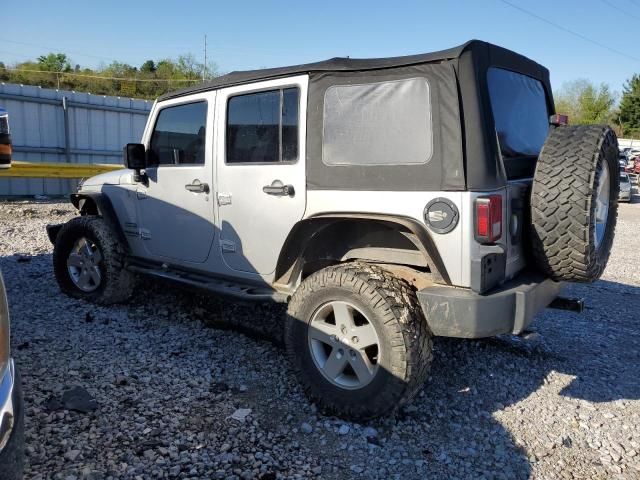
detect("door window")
(148, 101), (207, 166)
(226, 88), (299, 164)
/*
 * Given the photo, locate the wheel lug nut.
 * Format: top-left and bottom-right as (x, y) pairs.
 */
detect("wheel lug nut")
(340, 325), (347, 334)
(350, 350), (357, 359)
(352, 336), (359, 344)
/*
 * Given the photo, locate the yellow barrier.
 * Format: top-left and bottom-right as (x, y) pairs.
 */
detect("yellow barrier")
(0, 161), (123, 179)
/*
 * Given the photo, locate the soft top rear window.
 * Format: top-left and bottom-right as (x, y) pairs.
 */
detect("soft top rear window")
(487, 67), (549, 179)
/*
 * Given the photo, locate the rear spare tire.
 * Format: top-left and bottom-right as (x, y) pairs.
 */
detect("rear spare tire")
(530, 125), (619, 282)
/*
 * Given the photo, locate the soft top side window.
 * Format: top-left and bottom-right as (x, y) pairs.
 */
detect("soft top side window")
(226, 87), (299, 164)
(148, 101), (207, 166)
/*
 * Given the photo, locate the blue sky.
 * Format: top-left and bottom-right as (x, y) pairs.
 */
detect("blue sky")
(3, 0), (639, 96)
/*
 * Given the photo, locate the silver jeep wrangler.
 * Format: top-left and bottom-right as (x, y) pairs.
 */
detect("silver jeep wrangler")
(47, 40), (619, 419)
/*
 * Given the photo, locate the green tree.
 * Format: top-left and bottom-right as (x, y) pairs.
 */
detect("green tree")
(1, 52), (216, 99)
(554, 79), (616, 125)
(140, 60), (156, 73)
(619, 74), (640, 138)
(37, 53), (71, 73)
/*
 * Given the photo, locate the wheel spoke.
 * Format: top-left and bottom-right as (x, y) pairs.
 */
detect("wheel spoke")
(352, 323), (378, 348)
(77, 269), (92, 289)
(322, 348), (348, 379)
(67, 253), (84, 268)
(348, 352), (375, 384)
(90, 248), (102, 264)
(332, 302), (355, 329)
(89, 267), (101, 286)
(308, 321), (338, 345)
(308, 300), (380, 389)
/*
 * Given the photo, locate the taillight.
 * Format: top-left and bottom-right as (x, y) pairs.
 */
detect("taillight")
(475, 195), (502, 244)
(549, 114), (569, 126)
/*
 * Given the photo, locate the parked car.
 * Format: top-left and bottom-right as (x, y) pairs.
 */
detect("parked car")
(619, 152), (629, 169)
(0, 107), (11, 169)
(0, 118), (25, 479)
(46, 40), (619, 419)
(619, 172), (632, 202)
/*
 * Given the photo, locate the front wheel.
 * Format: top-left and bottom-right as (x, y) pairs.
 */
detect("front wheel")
(53, 216), (135, 305)
(285, 263), (433, 420)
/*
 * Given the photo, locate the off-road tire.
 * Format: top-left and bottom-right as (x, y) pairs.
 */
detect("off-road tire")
(285, 262), (433, 420)
(530, 125), (619, 282)
(53, 215), (135, 304)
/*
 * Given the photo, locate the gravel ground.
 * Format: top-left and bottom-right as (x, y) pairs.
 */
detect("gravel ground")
(1, 189), (639, 480)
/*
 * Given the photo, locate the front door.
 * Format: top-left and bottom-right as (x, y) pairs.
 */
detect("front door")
(137, 95), (216, 264)
(216, 75), (308, 276)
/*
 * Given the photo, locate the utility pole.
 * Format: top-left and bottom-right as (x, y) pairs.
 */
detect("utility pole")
(203, 34), (208, 81)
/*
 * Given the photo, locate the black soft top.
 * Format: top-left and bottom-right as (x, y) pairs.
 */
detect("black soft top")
(159, 40), (547, 101)
(157, 40), (552, 194)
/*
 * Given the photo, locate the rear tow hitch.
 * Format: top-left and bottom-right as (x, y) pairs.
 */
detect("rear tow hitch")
(548, 296), (584, 313)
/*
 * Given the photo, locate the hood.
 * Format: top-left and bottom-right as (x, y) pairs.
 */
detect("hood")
(81, 169), (133, 187)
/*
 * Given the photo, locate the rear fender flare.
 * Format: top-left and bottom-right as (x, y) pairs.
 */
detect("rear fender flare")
(274, 213), (451, 289)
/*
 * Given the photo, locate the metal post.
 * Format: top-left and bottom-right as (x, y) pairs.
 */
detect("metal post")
(62, 96), (71, 163)
(203, 34), (207, 81)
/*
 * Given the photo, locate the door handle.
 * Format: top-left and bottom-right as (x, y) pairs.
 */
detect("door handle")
(263, 180), (295, 197)
(185, 180), (210, 194)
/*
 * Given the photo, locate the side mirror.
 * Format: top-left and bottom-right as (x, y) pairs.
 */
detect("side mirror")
(124, 143), (146, 182)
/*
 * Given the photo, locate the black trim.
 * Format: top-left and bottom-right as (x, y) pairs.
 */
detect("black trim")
(125, 256), (287, 302)
(46, 223), (63, 244)
(274, 213), (451, 288)
(0, 133), (10, 145)
(70, 193), (130, 253)
(159, 41), (477, 101)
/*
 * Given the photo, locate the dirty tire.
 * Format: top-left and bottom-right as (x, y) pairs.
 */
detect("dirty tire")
(530, 125), (619, 282)
(285, 262), (432, 420)
(53, 215), (135, 304)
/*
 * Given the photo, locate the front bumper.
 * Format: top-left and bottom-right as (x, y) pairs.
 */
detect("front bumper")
(417, 272), (562, 338)
(0, 360), (24, 480)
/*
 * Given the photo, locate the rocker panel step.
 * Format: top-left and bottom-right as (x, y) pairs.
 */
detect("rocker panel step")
(127, 264), (288, 303)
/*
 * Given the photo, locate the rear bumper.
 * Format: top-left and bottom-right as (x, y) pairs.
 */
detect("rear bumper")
(0, 361), (24, 480)
(417, 272), (562, 338)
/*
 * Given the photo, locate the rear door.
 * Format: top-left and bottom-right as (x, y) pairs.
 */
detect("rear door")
(215, 76), (308, 277)
(137, 94), (216, 264)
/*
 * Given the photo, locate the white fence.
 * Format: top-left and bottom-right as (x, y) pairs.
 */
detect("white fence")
(0, 83), (152, 196)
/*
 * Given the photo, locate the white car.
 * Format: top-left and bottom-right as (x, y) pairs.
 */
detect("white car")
(619, 172), (632, 202)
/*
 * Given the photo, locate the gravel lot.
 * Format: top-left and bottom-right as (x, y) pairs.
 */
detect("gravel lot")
(1, 190), (639, 480)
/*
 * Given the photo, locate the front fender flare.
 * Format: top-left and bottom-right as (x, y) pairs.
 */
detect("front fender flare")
(62, 192), (130, 251)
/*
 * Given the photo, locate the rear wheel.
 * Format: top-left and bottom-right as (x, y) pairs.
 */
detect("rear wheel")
(530, 125), (619, 282)
(285, 262), (432, 420)
(53, 216), (135, 304)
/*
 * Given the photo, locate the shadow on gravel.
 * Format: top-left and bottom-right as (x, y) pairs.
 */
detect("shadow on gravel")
(4, 249), (640, 479)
